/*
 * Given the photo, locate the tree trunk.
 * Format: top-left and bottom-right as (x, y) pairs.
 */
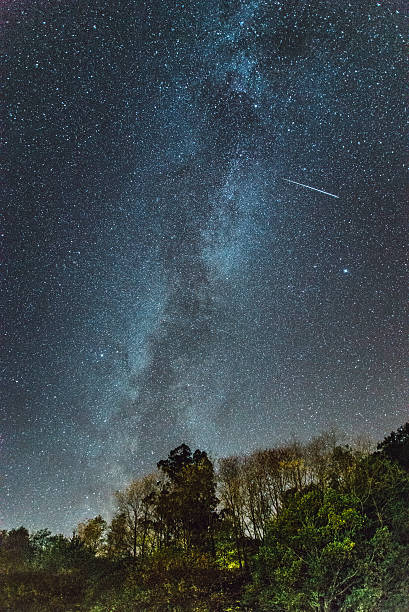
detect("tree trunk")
(133, 510), (137, 562)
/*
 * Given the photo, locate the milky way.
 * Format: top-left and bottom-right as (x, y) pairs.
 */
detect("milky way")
(3, 0), (408, 533)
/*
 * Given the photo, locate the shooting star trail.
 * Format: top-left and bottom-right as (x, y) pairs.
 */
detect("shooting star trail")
(283, 178), (339, 199)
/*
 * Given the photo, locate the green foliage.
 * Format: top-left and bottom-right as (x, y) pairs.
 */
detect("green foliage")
(85, 549), (242, 611)
(106, 512), (130, 559)
(0, 527), (30, 571)
(1, 426), (409, 611)
(76, 515), (107, 554)
(0, 567), (88, 612)
(246, 449), (409, 611)
(247, 485), (364, 610)
(346, 452), (409, 542)
(344, 527), (409, 611)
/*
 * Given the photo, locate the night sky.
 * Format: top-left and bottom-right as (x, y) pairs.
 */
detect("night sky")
(3, 0), (408, 534)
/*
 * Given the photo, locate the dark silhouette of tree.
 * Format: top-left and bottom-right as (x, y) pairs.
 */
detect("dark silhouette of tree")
(157, 443), (193, 482)
(157, 444), (218, 552)
(378, 422), (409, 471)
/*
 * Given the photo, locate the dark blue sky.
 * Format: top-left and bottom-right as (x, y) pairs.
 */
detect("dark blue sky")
(3, 0), (408, 533)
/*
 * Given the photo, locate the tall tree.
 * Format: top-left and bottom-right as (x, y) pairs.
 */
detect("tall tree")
(157, 444), (218, 552)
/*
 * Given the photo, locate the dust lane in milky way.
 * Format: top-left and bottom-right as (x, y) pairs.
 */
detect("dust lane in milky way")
(3, 0), (407, 533)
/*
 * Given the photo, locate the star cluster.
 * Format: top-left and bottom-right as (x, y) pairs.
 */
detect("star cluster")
(3, 0), (408, 533)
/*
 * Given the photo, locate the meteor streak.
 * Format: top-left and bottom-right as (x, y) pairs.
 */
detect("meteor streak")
(283, 178), (339, 199)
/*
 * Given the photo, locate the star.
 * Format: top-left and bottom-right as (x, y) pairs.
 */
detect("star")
(3, 0), (406, 534)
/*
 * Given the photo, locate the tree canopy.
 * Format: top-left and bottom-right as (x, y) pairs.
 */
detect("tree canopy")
(1, 424), (409, 611)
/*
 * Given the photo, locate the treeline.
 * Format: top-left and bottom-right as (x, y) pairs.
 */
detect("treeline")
(1, 423), (408, 611)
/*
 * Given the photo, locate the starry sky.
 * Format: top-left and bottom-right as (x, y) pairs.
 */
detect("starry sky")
(3, 0), (408, 534)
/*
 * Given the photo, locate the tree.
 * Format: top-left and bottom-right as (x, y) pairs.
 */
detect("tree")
(76, 515), (107, 555)
(346, 452), (409, 546)
(157, 443), (193, 482)
(377, 422), (409, 471)
(0, 527), (30, 570)
(249, 485), (366, 611)
(30, 529), (53, 567)
(157, 444), (218, 553)
(114, 472), (159, 561)
(217, 455), (249, 569)
(106, 512), (130, 559)
(345, 526), (409, 611)
(246, 448), (409, 611)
